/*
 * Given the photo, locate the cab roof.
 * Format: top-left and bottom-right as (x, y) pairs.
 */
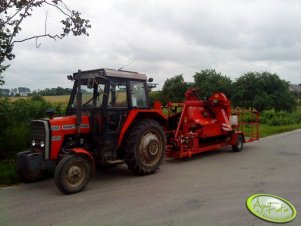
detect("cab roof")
(72, 68), (147, 81)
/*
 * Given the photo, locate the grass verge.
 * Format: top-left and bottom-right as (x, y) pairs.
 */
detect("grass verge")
(260, 123), (301, 137)
(0, 160), (18, 187)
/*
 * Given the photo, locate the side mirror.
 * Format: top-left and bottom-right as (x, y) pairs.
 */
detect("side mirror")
(87, 75), (94, 89)
(147, 77), (158, 89)
(67, 75), (73, 81)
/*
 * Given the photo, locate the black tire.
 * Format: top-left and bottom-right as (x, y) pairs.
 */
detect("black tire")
(55, 155), (91, 194)
(125, 119), (166, 176)
(16, 151), (43, 182)
(232, 134), (244, 152)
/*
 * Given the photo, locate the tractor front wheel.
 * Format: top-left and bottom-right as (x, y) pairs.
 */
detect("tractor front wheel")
(125, 119), (165, 176)
(232, 134), (244, 152)
(55, 155), (91, 194)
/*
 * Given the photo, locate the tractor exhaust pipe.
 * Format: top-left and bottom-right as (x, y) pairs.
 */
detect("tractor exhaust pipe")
(76, 70), (82, 135)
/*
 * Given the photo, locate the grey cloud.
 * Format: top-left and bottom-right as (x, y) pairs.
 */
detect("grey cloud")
(3, 0), (301, 90)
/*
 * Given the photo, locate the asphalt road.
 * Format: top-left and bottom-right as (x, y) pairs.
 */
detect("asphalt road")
(1, 129), (301, 226)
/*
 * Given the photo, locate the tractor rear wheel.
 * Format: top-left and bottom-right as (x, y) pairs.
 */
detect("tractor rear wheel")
(232, 134), (244, 152)
(55, 155), (91, 194)
(125, 119), (165, 176)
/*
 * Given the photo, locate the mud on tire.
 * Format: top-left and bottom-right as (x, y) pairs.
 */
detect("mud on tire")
(55, 155), (91, 194)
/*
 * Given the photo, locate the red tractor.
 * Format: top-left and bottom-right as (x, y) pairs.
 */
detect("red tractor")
(16, 68), (259, 194)
(17, 69), (167, 194)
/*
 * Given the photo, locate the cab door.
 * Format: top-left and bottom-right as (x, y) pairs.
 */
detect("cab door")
(103, 80), (129, 160)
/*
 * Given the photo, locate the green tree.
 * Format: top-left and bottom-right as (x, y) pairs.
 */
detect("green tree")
(232, 72), (296, 112)
(193, 69), (233, 99)
(0, 0), (91, 85)
(161, 75), (189, 104)
(34, 86), (72, 96)
(149, 90), (162, 106)
(0, 95), (63, 160)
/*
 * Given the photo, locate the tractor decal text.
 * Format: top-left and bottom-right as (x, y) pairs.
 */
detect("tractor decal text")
(51, 126), (60, 131)
(52, 136), (62, 141)
(62, 124), (76, 130)
(62, 124), (90, 130)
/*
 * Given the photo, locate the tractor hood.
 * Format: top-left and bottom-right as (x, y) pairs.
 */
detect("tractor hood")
(49, 115), (90, 134)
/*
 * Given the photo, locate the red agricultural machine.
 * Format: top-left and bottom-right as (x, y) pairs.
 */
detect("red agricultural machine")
(16, 69), (259, 194)
(165, 89), (259, 158)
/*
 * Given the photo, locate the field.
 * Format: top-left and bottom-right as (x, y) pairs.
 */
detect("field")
(9, 95), (70, 105)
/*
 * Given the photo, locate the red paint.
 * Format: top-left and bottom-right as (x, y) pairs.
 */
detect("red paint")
(117, 109), (166, 148)
(71, 148), (95, 167)
(49, 115), (90, 160)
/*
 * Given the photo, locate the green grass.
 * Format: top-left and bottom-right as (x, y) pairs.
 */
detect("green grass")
(260, 123), (301, 137)
(240, 123), (301, 139)
(0, 160), (18, 187)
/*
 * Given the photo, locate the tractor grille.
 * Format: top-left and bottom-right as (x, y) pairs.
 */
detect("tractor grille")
(32, 121), (46, 140)
(31, 120), (50, 160)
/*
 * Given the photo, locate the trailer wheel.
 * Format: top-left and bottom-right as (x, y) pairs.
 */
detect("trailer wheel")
(55, 155), (91, 194)
(125, 119), (165, 176)
(232, 134), (244, 152)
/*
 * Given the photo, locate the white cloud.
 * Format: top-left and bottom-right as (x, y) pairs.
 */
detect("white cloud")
(3, 0), (301, 90)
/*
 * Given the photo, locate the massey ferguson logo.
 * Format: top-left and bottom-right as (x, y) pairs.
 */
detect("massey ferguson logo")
(60, 124), (89, 130)
(62, 124), (76, 130)
(51, 126), (60, 131)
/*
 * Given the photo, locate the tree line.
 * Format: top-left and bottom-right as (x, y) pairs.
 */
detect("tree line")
(0, 87), (72, 97)
(150, 69), (297, 112)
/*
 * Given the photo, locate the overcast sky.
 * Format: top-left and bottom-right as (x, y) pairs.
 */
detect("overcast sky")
(3, 0), (301, 90)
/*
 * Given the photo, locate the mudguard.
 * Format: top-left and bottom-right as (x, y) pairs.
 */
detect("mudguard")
(68, 148), (95, 175)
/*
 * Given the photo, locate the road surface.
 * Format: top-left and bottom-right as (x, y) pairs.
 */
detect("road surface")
(1, 129), (301, 225)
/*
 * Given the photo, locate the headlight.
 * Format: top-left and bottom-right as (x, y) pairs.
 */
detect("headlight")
(32, 140), (36, 146)
(40, 140), (45, 148)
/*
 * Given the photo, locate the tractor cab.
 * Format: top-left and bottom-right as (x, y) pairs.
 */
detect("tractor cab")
(66, 69), (150, 113)
(65, 69), (152, 162)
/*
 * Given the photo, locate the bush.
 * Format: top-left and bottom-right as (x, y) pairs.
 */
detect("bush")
(0, 95), (63, 160)
(260, 109), (301, 126)
(0, 160), (18, 185)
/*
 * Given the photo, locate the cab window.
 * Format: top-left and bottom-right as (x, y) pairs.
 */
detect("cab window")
(108, 81), (128, 108)
(130, 81), (147, 108)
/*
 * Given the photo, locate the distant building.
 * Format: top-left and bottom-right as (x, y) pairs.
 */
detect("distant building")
(10, 88), (18, 96)
(7, 87), (31, 96)
(289, 84), (301, 104)
(289, 84), (301, 94)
